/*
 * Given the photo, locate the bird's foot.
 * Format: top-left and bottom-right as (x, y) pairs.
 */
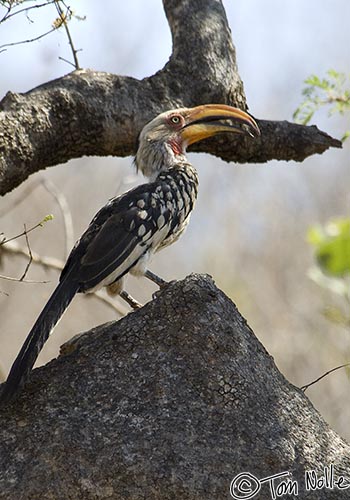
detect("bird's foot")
(120, 290), (143, 309)
(144, 269), (167, 288)
(151, 279), (177, 301)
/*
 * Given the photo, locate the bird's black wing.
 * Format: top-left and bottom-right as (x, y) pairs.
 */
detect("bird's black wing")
(61, 181), (176, 293)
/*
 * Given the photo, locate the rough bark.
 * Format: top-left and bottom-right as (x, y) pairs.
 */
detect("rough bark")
(0, 0), (341, 196)
(0, 274), (349, 500)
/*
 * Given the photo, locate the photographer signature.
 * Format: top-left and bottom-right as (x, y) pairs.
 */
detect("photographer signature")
(230, 465), (349, 499)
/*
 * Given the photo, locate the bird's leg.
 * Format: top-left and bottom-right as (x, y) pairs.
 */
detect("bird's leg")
(119, 271), (166, 309)
(144, 269), (169, 302)
(144, 269), (167, 288)
(119, 290), (143, 309)
(107, 279), (142, 310)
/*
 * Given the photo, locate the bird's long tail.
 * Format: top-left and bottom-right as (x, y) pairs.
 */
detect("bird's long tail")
(0, 277), (78, 404)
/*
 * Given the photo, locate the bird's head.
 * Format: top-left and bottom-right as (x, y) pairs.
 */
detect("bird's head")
(135, 104), (260, 179)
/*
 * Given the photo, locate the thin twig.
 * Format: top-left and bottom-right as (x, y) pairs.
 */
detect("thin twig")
(2, 240), (126, 316)
(2, 240), (63, 271)
(0, 274), (50, 284)
(58, 55), (76, 68)
(1, 224), (47, 283)
(1, 215), (52, 246)
(0, 3), (11, 24)
(19, 223), (34, 281)
(40, 177), (74, 259)
(301, 363), (350, 392)
(0, 1), (56, 24)
(0, 26), (57, 51)
(54, 0), (80, 69)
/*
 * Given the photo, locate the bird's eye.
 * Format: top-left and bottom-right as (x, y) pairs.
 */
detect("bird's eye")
(170, 115), (181, 124)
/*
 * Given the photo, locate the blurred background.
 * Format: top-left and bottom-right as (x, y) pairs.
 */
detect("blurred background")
(1, 1), (350, 439)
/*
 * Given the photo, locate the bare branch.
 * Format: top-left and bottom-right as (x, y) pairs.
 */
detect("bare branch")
(0, 274), (49, 283)
(2, 240), (63, 271)
(0, 1), (11, 23)
(0, 215), (53, 245)
(0, 0), (342, 196)
(0, 1), (56, 25)
(54, 0), (80, 69)
(40, 178), (74, 259)
(18, 223), (33, 281)
(2, 240), (126, 315)
(0, 26), (57, 52)
(57, 55), (77, 69)
(0, 177), (73, 259)
(0, 221), (49, 283)
(301, 363), (350, 392)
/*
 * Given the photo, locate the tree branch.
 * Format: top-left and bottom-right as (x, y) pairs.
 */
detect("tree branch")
(1, 240), (127, 315)
(0, 0), (342, 196)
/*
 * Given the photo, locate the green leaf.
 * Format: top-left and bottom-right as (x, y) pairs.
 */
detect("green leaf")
(308, 218), (350, 277)
(305, 74), (328, 89)
(294, 69), (350, 137)
(42, 214), (54, 222)
(293, 102), (316, 125)
(307, 225), (325, 245)
(341, 130), (350, 142)
(39, 214), (54, 226)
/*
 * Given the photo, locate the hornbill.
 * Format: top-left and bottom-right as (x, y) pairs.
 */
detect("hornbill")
(0, 104), (260, 403)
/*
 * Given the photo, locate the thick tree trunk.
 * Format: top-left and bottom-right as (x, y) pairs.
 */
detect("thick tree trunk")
(0, 0), (341, 195)
(0, 275), (349, 499)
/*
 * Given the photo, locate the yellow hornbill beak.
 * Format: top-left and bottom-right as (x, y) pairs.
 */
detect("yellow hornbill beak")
(180, 104), (260, 146)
